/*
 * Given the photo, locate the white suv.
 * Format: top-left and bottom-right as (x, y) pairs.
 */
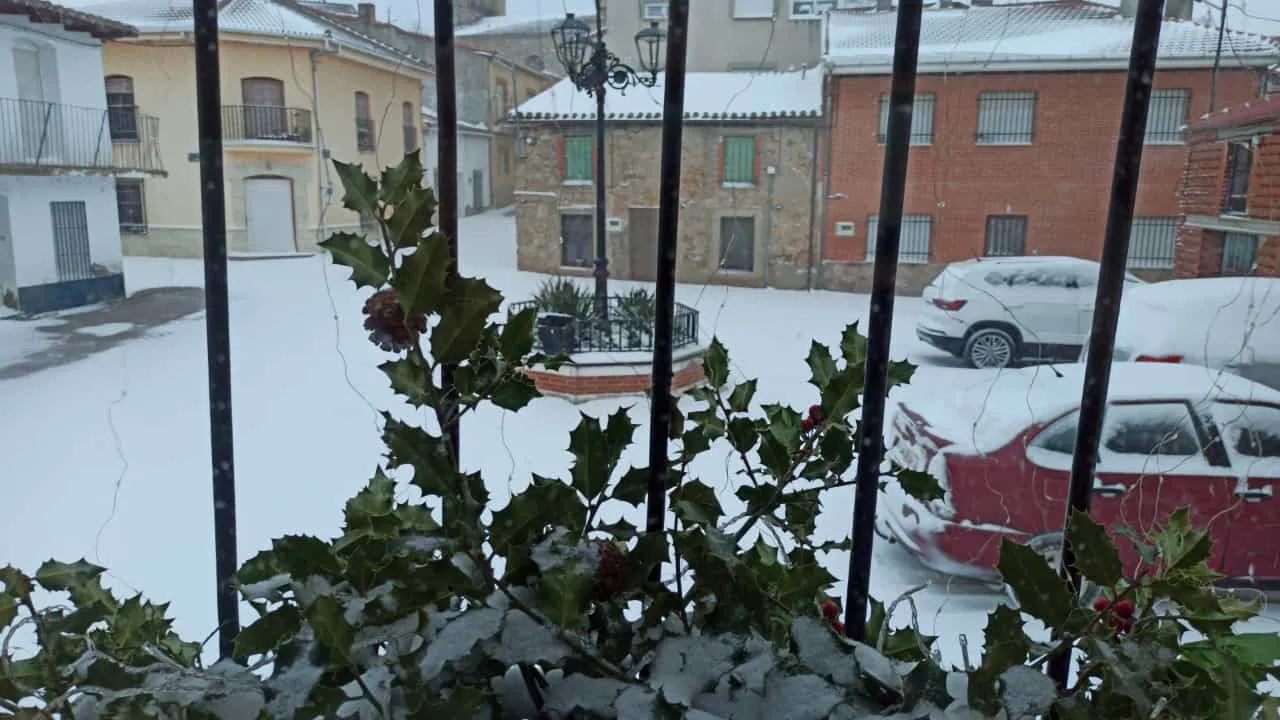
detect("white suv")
(916, 256), (1144, 369)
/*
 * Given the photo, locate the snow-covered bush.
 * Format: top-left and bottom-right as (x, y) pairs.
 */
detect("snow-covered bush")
(3, 151), (1278, 719)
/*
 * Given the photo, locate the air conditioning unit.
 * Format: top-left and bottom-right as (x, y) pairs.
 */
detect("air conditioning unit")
(643, 1), (668, 20)
(834, 221), (855, 237)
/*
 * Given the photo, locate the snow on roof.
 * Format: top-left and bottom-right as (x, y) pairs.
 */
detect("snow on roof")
(456, 0), (596, 37)
(1186, 96), (1280, 134)
(76, 0), (427, 70)
(0, 0), (137, 39)
(825, 3), (1280, 73)
(513, 69), (824, 122)
(421, 107), (490, 134)
(1116, 277), (1280, 367)
(895, 361), (1280, 454)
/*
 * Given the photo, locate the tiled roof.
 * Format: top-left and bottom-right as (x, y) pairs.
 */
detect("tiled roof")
(0, 0), (137, 39)
(513, 69), (824, 122)
(77, 0), (428, 70)
(825, 2), (1280, 72)
(456, 0), (596, 37)
(422, 108), (490, 134)
(1186, 96), (1280, 133)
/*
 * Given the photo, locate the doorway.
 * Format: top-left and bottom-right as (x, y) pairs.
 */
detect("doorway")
(472, 168), (485, 213)
(244, 177), (297, 253)
(0, 195), (14, 296)
(13, 42), (61, 162)
(50, 201), (93, 281)
(241, 77), (287, 139)
(628, 207), (658, 282)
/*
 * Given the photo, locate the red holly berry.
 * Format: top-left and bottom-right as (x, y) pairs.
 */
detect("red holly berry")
(830, 620), (845, 635)
(362, 289), (426, 352)
(591, 540), (629, 602)
(808, 405), (823, 423)
(1113, 599), (1134, 619)
(820, 600), (840, 620)
(801, 418), (816, 433)
(1110, 616), (1134, 636)
(1093, 597), (1112, 613)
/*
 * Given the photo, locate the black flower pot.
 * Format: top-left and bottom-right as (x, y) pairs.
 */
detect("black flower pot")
(536, 312), (577, 355)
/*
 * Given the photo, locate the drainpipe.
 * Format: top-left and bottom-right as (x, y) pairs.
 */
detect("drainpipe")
(816, 69), (837, 289)
(763, 130), (781, 288)
(310, 50), (327, 243)
(805, 119), (820, 290)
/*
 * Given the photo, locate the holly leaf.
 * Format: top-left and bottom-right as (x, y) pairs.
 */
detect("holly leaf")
(0, 595), (15, 628)
(501, 306), (538, 360)
(805, 341), (838, 390)
(1066, 509), (1123, 588)
(306, 595), (355, 661)
(491, 476), (586, 556)
(332, 159), (379, 216)
(611, 467), (650, 506)
(818, 426), (854, 474)
(489, 373), (539, 411)
(820, 367), (863, 422)
(537, 563), (595, 631)
(343, 468), (397, 530)
(380, 354), (434, 406)
(1154, 506), (1213, 572)
(568, 410), (635, 500)
(671, 480), (723, 526)
(234, 605), (302, 661)
(379, 150), (425, 205)
(0, 567), (34, 603)
(727, 417), (758, 454)
(383, 415), (457, 496)
(1184, 632), (1280, 669)
(419, 685), (491, 715)
(728, 379), (757, 413)
(704, 337), (730, 388)
(432, 276), (504, 364)
(386, 187), (436, 249)
(392, 232), (451, 318)
(887, 358), (916, 387)
(271, 535), (342, 579)
(319, 232), (390, 290)
(839, 323), (867, 366)
(897, 468), (944, 505)
(997, 539), (1075, 629)
(34, 559), (105, 592)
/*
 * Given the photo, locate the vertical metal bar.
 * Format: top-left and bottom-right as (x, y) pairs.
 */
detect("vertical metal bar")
(37, 102), (52, 163)
(433, 0), (461, 467)
(192, 0), (239, 660)
(593, 83), (609, 319)
(646, 0), (689, 542)
(1046, 0), (1164, 691)
(842, 0), (923, 644)
(93, 110), (107, 167)
(1209, 0), (1228, 113)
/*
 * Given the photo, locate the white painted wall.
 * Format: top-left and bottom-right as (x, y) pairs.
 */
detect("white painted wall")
(0, 17), (113, 165)
(0, 175), (122, 287)
(422, 125), (491, 215)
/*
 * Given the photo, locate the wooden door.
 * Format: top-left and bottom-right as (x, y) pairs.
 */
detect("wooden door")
(628, 207), (658, 282)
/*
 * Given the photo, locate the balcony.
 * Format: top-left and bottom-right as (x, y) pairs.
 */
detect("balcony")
(221, 105), (314, 147)
(0, 97), (164, 175)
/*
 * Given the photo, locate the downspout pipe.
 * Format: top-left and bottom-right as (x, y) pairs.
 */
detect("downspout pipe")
(310, 50), (327, 242)
(816, 67), (837, 290)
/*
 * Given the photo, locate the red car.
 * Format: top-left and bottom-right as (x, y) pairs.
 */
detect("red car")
(880, 362), (1280, 588)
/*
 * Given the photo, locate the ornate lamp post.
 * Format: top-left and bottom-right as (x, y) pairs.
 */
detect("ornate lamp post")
(551, 13), (666, 318)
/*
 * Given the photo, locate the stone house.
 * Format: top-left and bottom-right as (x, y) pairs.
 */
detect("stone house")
(513, 69), (824, 289)
(1177, 96), (1280, 277)
(820, 2), (1278, 294)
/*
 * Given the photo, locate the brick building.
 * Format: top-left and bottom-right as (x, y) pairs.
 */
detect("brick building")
(820, 2), (1279, 294)
(1176, 96), (1280, 277)
(512, 70), (824, 289)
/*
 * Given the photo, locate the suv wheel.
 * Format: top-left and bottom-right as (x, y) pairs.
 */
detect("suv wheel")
(964, 327), (1016, 369)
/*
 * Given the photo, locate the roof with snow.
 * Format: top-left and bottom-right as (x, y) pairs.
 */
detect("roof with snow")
(825, 2), (1280, 73)
(422, 108), (490, 134)
(1186, 96), (1280, 134)
(513, 69), (824, 122)
(456, 1), (596, 37)
(1, 0), (137, 38)
(77, 0), (428, 70)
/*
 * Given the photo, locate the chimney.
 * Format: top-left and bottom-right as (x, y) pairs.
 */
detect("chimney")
(1118, 0), (1137, 18)
(357, 2), (375, 25)
(1164, 0), (1192, 20)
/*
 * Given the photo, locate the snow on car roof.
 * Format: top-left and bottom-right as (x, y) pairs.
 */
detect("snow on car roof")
(895, 361), (1280, 454)
(1116, 277), (1280, 365)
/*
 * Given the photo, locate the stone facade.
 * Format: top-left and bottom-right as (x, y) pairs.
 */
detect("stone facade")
(823, 68), (1264, 294)
(515, 121), (822, 290)
(1176, 104), (1280, 278)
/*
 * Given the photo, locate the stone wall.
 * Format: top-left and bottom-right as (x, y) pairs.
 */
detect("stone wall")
(515, 121), (822, 290)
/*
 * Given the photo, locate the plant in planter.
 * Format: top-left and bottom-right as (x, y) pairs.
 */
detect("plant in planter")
(3, 151), (1279, 719)
(615, 287), (656, 349)
(531, 277), (594, 355)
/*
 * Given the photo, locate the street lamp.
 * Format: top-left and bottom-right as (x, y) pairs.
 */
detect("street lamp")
(551, 13), (666, 318)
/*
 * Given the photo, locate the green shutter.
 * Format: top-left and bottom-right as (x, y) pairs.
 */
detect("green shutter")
(565, 136), (593, 181)
(723, 136), (755, 184)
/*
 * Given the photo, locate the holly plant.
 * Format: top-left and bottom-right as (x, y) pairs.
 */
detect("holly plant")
(2, 151), (1277, 719)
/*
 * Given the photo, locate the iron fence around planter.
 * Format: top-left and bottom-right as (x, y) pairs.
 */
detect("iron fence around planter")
(507, 296), (700, 354)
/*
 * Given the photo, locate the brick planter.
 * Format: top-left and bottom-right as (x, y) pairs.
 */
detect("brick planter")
(524, 345), (708, 403)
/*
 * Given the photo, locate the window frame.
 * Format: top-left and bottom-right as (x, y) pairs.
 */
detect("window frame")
(562, 135), (594, 183)
(733, 0), (774, 19)
(1222, 141), (1253, 215)
(114, 178), (147, 234)
(789, 0), (835, 18)
(560, 212), (593, 268)
(877, 93), (935, 146)
(718, 215), (757, 273)
(355, 91), (375, 153)
(1027, 400), (1212, 472)
(105, 75), (139, 142)
(1126, 217), (1177, 270)
(984, 215), (1028, 257)
(975, 90), (1036, 145)
(865, 214), (932, 264)
(1145, 88), (1190, 145)
(1221, 231), (1259, 276)
(402, 101), (418, 155)
(722, 135), (756, 186)
(643, 1), (671, 20)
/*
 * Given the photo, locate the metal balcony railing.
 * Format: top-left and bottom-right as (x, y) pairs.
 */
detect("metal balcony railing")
(221, 105), (314, 144)
(0, 97), (164, 173)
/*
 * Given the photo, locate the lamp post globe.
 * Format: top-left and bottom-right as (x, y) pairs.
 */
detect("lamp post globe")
(634, 20), (666, 76)
(551, 13), (593, 81)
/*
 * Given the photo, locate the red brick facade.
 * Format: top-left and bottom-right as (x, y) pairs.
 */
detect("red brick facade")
(525, 359), (705, 400)
(1175, 98), (1280, 278)
(821, 68), (1263, 293)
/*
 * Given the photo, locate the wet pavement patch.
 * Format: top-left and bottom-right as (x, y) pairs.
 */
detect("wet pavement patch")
(0, 287), (205, 380)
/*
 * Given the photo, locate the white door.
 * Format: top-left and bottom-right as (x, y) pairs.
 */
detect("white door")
(244, 177), (297, 253)
(0, 195), (15, 294)
(13, 44), (48, 161)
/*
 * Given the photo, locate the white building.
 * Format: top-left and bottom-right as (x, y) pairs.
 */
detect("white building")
(0, 0), (163, 314)
(423, 108), (492, 216)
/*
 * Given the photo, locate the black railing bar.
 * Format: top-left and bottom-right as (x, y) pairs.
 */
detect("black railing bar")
(434, 0), (461, 468)
(1045, 0), (1164, 693)
(843, 0), (924, 644)
(191, 0), (240, 659)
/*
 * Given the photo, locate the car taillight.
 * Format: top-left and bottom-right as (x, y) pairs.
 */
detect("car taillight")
(1135, 354), (1183, 364)
(931, 298), (967, 311)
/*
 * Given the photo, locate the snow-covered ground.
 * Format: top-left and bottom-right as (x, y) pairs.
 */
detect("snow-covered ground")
(2, 208), (1276, 673)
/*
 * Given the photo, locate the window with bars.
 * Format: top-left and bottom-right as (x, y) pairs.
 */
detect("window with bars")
(1145, 89), (1189, 144)
(878, 93), (935, 145)
(563, 136), (593, 182)
(355, 91), (375, 152)
(791, 0), (835, 17)
(722, 136), (756, 185)
(719, 216), (756, 272)
(865, 215), (932, 264)
(985, 215), (1027, 256)
(402, 101), (417, 155)
(976, 91), (1036, 145)
(734, 0), (773, 18)
(1222, 232), (1259, 275)
(115, 179), (146, 233)
(105, 75), (138, 142)
(1223, 141), (1252, 215)
(1126, 218), (1176, 269)
(561, 213), (593, 267)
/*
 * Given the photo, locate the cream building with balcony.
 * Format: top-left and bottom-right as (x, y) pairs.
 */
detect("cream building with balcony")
(81, 0), (430, 257)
